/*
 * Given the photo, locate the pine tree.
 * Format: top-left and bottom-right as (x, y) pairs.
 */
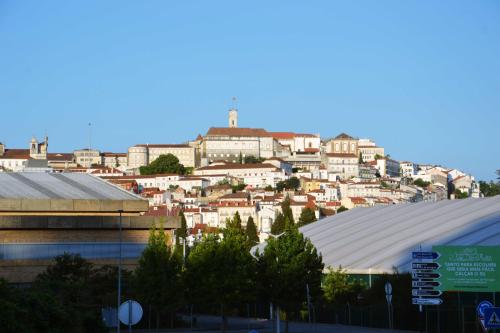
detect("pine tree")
(245, 216), (259, 247)
(271, 212), (286, 235)
(176, 211), (188, 245)
(298, 207), (317, 227)
(281, 196), (295, 224)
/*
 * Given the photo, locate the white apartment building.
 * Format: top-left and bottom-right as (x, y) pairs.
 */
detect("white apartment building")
(326, 153), (359, 180)
(357, 139), (385, 162)
(400, 161), (417, 177)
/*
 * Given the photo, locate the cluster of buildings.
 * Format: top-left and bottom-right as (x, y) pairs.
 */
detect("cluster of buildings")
(0, 108), (481, 242)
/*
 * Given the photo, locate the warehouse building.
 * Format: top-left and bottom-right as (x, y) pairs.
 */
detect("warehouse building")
(0, 172), (179, 283)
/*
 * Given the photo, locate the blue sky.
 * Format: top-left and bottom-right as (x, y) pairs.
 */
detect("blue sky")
(0, 1), (499, 180)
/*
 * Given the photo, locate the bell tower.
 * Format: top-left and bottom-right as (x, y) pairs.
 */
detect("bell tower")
(229, 108), (238, 128)
(228, 97), (238, 128)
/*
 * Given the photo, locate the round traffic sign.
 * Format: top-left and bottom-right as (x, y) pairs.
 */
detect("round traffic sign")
(119, 300), (143, 326)
(477, 301), (494, 318)
(385, 282), (392, 295)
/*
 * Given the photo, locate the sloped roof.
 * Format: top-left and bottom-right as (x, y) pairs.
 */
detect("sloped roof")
(206, 127), (271, 137)
(334, 133), (356, 140)
(299, 197), (500, 274)
(0, 172), (141, 200)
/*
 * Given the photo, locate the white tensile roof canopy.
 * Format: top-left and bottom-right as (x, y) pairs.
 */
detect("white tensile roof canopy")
(300, 196), (500, 274)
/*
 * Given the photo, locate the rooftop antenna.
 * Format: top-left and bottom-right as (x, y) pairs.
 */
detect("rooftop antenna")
(88, 122), (92, 151)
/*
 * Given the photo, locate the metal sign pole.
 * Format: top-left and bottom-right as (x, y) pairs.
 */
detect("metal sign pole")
(117, 210), (123, 333)
(128, 300), (132, 333)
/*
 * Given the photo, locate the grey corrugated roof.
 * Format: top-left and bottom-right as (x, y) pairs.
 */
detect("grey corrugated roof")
(299, 197), (500, 274)
(0, 172), (141, 201)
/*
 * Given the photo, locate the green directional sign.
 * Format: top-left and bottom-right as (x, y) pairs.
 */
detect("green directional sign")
(433, 246), (500, 292)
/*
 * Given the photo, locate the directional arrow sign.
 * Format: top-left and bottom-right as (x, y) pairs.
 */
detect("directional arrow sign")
(412, 252), (440, 260)
(412, 272), (440, 279)
(412, 280), (441, 288)
(412, 298), (443, 306)
(412, 262), (440, 270)
(412, 289), (442, 297)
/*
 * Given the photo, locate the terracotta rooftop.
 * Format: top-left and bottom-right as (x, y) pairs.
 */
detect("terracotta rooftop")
(206, 127), (271, 137)
(0, 149), (30, 159)
(326, 153), (358, 158)
(196, 163), (279, 171)
(135, 144), (190, 148)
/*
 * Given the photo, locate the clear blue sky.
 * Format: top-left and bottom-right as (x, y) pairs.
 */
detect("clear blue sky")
(1, 1), (499, 180)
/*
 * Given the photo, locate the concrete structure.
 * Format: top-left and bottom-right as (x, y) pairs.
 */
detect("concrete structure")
(127, 144), (197, 169)
(299, 196), (500, 274)
(325, 153), (359, 180)
(0, 172), (178, 284)
(326, 133), (358, 155)
(357, 139), (384, 162)
(73, 148), (101, 168)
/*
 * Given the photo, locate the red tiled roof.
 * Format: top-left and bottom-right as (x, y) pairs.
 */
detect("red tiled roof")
(270, 132), (318, 139)
(47, 153), (74, 161)
(206, 127), (272, 137)
(304, 148), (319, 153)
(196, 163), (278, 171)
(326, 153), (358, 158)
(1, 149), (30, 159)
(101, 152), (127, 157)
(135, 144), (190, 148)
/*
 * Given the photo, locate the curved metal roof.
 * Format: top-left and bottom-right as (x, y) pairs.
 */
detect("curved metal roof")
(300, 196), (500, 274)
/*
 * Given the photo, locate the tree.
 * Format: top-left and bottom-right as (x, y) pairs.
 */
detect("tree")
(257, 224), (324, 333)
(413, 178), (431, 188)
(276, 177), (300, 192)
(374, 154), (383, 160)
(298, 207), (317, 227)
(185, 232), (256, 332)
(32, 253), (108, 332)
(479, 180), (500, 197)
(224, 211), (244, 238)
(243, 155), (264, 164)
(134, 224), (183, 329)
(454, 189), (468, 199)
(323, 266), (365, 306)
(281, 196), (295, 224)
(140, 154), (185, 175)
(245, 216), (259, 247)
(358, 154), (364, 164)
(337, 206), (348, 213)
(176, 211), (188, 246)
(271, 212), (286, 235)
(231, 183), (246, 193)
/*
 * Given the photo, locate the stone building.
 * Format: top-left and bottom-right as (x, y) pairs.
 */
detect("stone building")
(127, 144), (197, 169)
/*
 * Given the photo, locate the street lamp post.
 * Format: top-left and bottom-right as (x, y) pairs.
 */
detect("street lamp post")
(117, 209), (124, 333)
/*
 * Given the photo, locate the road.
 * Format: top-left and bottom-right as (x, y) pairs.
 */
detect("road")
(131, 314), (417, 333)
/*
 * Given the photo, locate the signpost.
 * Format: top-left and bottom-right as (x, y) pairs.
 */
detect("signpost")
(385, 282), (393, 329)
(412, 250), (442, 333)
(477, 301), (494, 332)
(118, 300), (143, 333)
(484, 308), (500, 329)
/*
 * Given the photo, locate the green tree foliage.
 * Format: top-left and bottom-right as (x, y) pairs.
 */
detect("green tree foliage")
(281, 196), (295, 224)
(297, 207), (317, 227)
(264, 185), (274, 191)
(231, 183), (246, 193)
(413, 178), (431, 188)
(271, 212), (286, 235)
(257, 224), (324, 333)
(140, 154), (186, 175)
(374, 154), (383, 160)
(185, 231), (256, 331)
(358, 154), (364, 164)
(276, 177), (300, 192)
(479, 180), (500, 197)
(454, 189), (468, 199)
(337, 206), (348, 213)
(243, 155), (265, 164)
(245, 216), (259, 247)
(134, 224), (183, 329)
(224, 211), (244, 238)
(323, 267), (365, 306)
(176, 211), (188, 245)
